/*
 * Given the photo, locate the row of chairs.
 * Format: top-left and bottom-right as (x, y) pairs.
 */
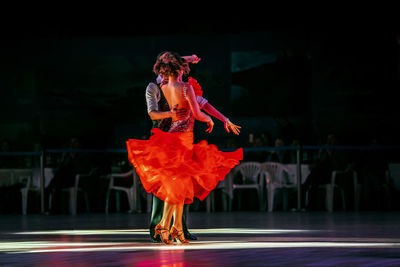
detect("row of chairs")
(0, 168), (94, 215)
(227, 161), (361, 212)
(0, 165), (365, 214)
(9, 161), (399, 214)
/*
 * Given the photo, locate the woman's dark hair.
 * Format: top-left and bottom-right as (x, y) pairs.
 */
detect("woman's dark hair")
(153, 51), (190, 78)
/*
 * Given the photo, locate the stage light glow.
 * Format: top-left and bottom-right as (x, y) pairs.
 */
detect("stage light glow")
(12, 229), (149, 235)
(2, 240), (399, 254)
(0, 241), (126, 252)
(193, 228), (311, 234)
(7, 228), (398, 254)
(12, 228), (312, 236)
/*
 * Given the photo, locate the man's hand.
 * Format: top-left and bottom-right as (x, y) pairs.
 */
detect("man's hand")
(170, 105), (186, 121)
(224, 119), (241, 135)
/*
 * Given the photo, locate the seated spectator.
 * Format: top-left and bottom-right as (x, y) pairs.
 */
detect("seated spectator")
(260, 131), (272, 149)
(301, 133), (351, 210)
(267, 137), (292, 164)
(45, 137), (92, 213)
(226, 136), (241, 149)
(245, 133), (270, 162)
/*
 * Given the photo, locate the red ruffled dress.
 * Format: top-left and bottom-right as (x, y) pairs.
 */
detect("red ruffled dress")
(126, 78), (243, 204)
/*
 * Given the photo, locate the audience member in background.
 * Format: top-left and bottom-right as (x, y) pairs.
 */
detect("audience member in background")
(275, 117), (295, 145)
(260, 131), (272, 148)
(301, 133), (350, 210)
(267, 137), (292, 164)
(45, 137), (92, 213)
(245, 133), (269, 162)
(226, 136), (241, 149)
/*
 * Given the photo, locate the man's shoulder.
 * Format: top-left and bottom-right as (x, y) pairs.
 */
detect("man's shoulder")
(146, 82), (160, 94)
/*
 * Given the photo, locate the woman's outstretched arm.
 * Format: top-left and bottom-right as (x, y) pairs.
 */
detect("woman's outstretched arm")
(181, 54), (201, 64)
(202, 103), (241, 135)
(186, 85), (214, 133)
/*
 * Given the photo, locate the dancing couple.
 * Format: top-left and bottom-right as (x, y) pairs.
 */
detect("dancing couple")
(126, 52), (243, 244)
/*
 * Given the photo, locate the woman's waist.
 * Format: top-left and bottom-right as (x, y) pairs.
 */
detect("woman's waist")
(152, 128), (193, 140)
(169, 115), (194, 133)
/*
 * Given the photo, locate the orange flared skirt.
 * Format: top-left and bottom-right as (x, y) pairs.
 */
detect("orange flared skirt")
(126, 128), (243, 204)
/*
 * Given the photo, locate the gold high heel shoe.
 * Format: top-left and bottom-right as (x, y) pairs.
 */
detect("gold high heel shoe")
(170, 226), (190, 244)
(154, 223), (172, 244)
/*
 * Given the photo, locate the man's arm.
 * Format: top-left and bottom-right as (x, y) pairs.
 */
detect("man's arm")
(146, 83), (183, 121)
(148, 109), (175, 121)
(146, 83), (173, 120)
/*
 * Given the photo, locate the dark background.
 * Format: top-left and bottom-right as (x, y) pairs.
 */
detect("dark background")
(1, 18), (399, 151)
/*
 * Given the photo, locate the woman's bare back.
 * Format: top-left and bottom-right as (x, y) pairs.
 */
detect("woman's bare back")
(161, 81), (190, 117)
(161, 79), (211, 133)
(160, 81), (195, 133)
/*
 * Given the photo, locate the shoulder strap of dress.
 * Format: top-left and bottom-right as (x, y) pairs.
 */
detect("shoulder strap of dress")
(183, 84), (188, 99)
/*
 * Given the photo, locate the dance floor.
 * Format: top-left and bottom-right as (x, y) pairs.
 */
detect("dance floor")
(0, 211), (399, 266)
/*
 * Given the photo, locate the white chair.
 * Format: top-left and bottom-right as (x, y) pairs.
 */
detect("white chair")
(217, 169), (235, 212)
(105, 169), (136, 214)
(260, 162), (294, 212)
(229, 162), (263, 211)
(49, 168), (96, 215)
(16, 169), (35, 215)
(319, 167), (360, 212)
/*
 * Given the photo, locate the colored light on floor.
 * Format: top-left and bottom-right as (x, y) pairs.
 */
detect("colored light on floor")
(12, 228), (312, 236)
(2, 241), (399, 254)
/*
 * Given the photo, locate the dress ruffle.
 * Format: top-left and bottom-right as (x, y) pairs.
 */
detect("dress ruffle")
(188, 77), (203, 97)
(126, 128), (243, 204)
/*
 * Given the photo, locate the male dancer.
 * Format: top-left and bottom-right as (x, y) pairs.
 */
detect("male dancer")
(146, 54), (240, 242)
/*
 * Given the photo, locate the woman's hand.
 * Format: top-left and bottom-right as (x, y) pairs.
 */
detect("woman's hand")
(206, 118), (214, 133)
(191, 54), (201, 64)
(224, 119), (241, 135)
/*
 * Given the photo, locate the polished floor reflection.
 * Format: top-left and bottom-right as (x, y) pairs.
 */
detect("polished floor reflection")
(0, 212), (400, 266)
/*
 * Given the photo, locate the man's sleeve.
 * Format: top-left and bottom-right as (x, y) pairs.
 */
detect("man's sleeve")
(146, 83), (160, 113)
(196, 95), (208, 108)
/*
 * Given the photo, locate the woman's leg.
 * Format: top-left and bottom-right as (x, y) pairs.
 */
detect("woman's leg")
(170, 203), (189, 243)
(172, 203), (184, 230)
(159, 202), (174, 229)
(155, 202), (175, 243)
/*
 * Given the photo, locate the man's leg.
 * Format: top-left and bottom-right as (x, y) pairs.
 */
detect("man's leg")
(149, 194), (164, 242)
(182, 204), (197, 240)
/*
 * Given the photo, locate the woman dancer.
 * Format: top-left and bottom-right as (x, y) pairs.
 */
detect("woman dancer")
(126, 52), (243, 244)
